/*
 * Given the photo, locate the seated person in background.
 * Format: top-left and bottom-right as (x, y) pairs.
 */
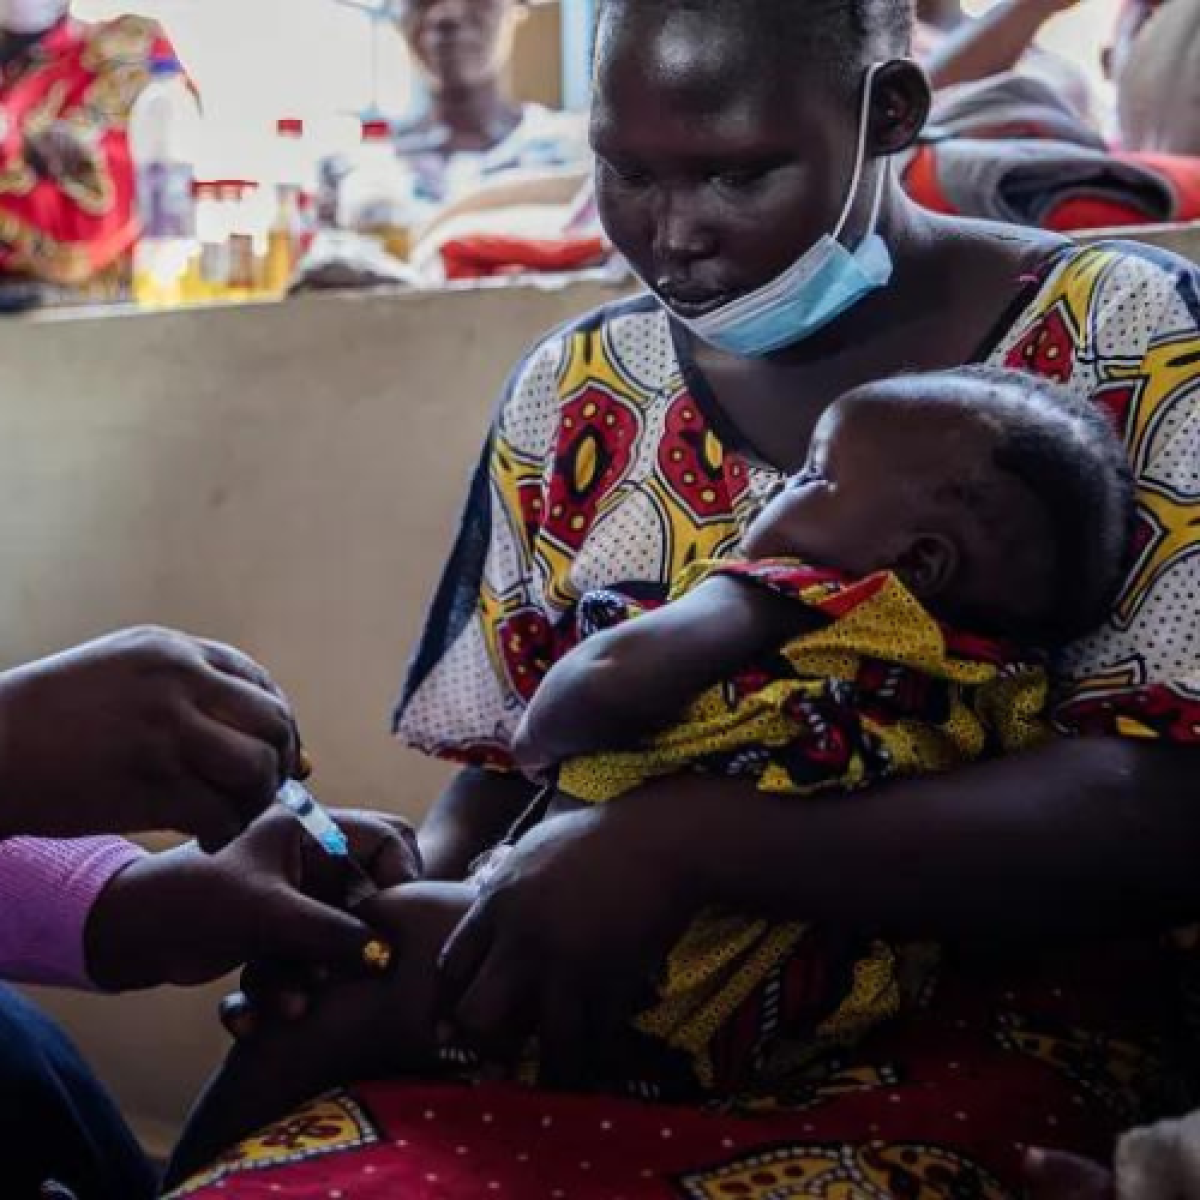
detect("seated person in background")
(167, 366), (1136, 1183)
(1113, 0), (1200, 155)
(0, 0), (174, 287)
(905, 0), (1200, 230)
(915, 0), (1094, 114)
(301, 0), (591, 287)
(388, 0), (587, 217)
(320, 0), (587, 235)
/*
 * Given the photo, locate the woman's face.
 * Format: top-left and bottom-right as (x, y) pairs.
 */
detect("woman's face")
(398, 0), (521, 92)
(590, 8), (868, 318)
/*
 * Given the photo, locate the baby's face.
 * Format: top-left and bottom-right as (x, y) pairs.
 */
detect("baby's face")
(741, 397), (925, 571)
(740, 391), (1005, 586)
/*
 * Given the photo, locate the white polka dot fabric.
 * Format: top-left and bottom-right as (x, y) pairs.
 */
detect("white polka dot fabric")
(399, 245), (1200, 762)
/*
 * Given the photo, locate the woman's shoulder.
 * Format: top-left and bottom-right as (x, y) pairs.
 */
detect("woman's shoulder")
(1032, 237), (1200, 320)
(988, 236), (1200, 375)
(982, 236), (1200, 412)
(500, 290), (676, 410)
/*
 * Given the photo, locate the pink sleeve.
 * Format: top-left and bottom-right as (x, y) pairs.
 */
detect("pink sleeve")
(0, 836), (146, 988)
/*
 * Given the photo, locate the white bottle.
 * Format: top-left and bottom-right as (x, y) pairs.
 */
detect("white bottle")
(337, 119), (415, 260)
(129, 56), (203, 306)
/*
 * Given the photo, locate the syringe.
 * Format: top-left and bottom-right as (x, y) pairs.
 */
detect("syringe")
(277, 779), (378, 906)
(278, 779), (351, 856)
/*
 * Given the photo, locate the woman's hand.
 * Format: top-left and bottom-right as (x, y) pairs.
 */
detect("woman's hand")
(436, 802), (695, 1066)
(84, 806), (421, 991)
(0, 628), (301, 849)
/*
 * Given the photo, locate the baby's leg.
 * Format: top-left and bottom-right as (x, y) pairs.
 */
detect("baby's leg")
(166, 881), (473, 1189)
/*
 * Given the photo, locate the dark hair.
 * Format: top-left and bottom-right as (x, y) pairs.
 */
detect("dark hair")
(917, 365), (1137, 644)
(596, 0), (914, 82)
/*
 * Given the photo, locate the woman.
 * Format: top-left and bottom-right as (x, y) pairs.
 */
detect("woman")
(320, 0), (586, 229)
(304, 0), (590, 287)
(192, 0), (1200, 1196)
(0, 2), (175, 287)
(0, 628), (418, 1200)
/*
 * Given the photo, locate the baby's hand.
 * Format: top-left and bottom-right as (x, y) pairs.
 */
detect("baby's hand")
(221, 882), (463, 1042)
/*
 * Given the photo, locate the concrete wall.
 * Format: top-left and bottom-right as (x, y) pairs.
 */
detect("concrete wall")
(7, 278), (626, 1154)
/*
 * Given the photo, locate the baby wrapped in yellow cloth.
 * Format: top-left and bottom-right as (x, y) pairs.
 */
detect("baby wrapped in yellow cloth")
(515, 367), (1135, 1088)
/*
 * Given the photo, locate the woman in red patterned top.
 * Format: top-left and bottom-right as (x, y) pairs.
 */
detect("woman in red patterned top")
(0, 1), (174, 285)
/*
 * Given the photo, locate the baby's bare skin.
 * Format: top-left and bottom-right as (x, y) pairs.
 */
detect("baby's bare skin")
(167, 882), (475, 1188)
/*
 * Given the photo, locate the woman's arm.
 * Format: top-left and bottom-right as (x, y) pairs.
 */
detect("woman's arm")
(439, 737), (1200, 1043)
(923, 0), (1081, 90)
(638, 736), (1198, 941)
(514, 577), (812, 776)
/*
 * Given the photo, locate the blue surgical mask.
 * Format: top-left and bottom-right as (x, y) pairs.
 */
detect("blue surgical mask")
(661, 63), (894, 359)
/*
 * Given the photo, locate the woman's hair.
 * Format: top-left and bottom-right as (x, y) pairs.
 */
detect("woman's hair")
(921, 365), (1138, 643)
(597, 0), (914, 81)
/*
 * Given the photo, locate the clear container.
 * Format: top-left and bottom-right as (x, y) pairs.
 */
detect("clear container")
(226, 180), (265, 298)
(195, 180), (231, 302)
(337, 119), (414, 261)
(265, 118), (314, 295)
(275, 117), (317, 198)
(130, 56), (202, 307)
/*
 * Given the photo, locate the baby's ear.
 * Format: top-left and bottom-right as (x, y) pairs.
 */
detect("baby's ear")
(892, 533), (959, 601)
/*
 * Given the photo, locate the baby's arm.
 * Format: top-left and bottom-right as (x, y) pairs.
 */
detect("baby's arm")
(514, 575), (814, 777)
(166, 882), (473, 1190)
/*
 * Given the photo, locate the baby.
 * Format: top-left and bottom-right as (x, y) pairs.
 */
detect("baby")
(168, 366), (1136, 1185)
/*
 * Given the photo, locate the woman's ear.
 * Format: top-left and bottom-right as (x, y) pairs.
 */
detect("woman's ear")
(870, 59), (932, 155)
(892, 532), (959, 601)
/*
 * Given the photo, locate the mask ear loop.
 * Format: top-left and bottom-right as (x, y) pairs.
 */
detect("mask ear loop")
(865, 155), (889, 231)
(832, 61), (885, 244)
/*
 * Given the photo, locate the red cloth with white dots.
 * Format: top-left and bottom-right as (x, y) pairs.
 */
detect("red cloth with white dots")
(170, 936), (1185, 1200)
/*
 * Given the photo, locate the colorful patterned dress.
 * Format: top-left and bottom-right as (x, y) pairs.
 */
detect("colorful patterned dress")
(0, 16), (172, 284)
(175, 240), (1200, 1200)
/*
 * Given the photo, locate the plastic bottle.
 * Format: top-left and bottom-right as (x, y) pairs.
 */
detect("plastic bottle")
(226, 181), (263, 299)
(265, 118), (311, 295)
(129, 56), (203, 307)
(195, 181), (230, 302)
(337, 119), (414, 261)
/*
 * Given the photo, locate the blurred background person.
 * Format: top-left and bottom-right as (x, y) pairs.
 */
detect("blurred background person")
(1113, 0), (1200, 154)
(322, 0), (587, 239)
(0, 0), (175, 289)
(915, 0), (1095, 113)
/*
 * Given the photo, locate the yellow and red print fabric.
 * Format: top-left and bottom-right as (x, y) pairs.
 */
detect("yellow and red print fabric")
(0, 15), (173, 283)
(398, 241), (1200, 765)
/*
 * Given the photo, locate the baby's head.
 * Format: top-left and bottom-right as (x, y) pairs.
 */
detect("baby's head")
(742, 367), (1136, 644)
